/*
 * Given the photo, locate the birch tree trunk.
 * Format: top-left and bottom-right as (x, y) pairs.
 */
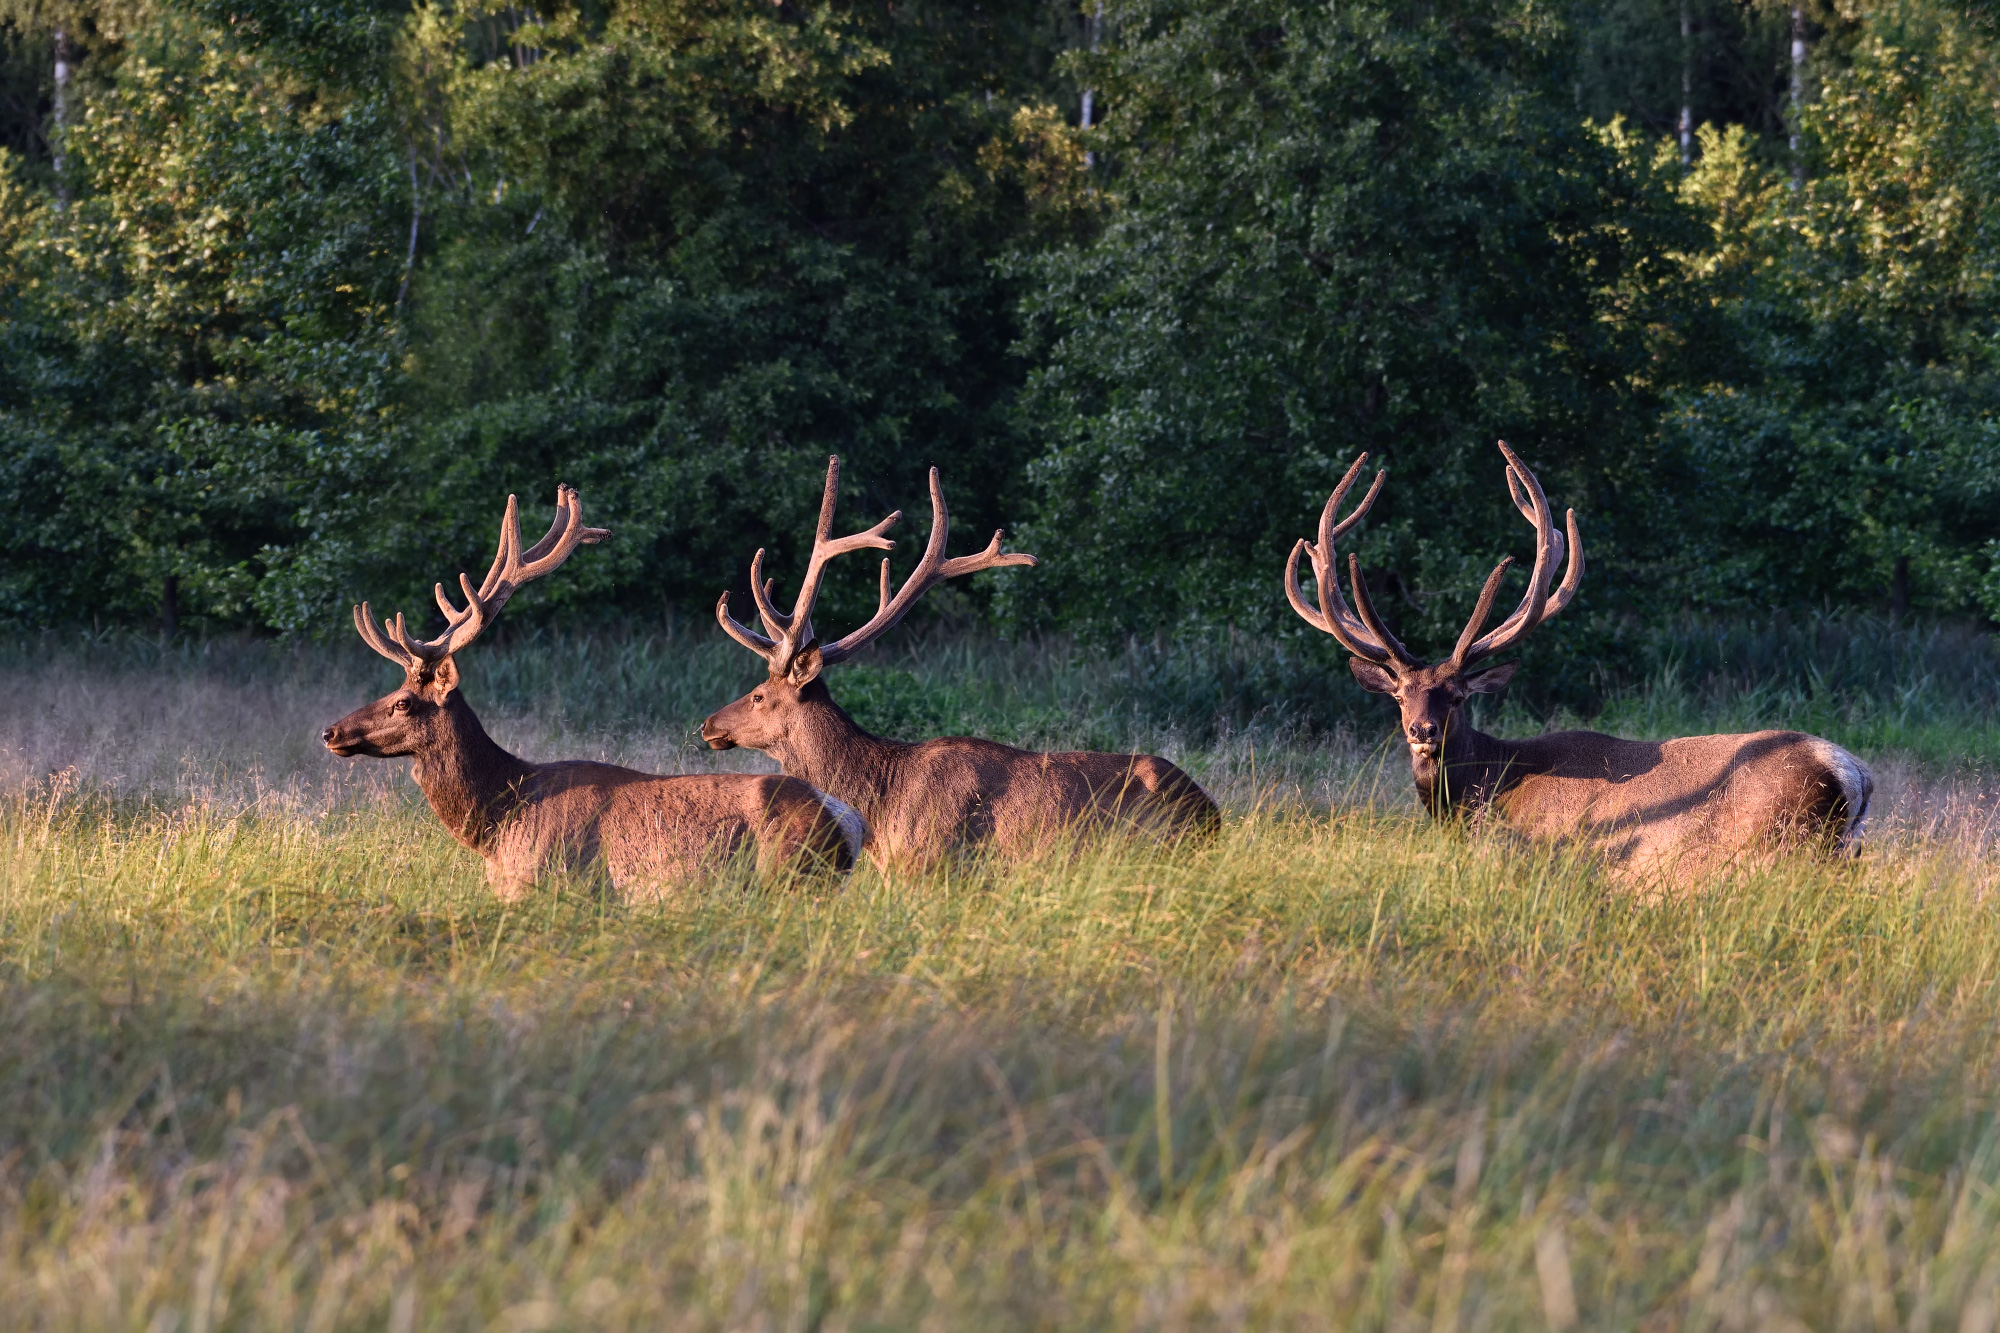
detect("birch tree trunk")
(1080, 1), (1102, 166)
(1678, 0), (1692, 168)
(1789, 4), (1806, 188)
(51, 25), (72, 208)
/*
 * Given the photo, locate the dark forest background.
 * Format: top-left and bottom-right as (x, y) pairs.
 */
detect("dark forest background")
(1, 0), (1996, 674)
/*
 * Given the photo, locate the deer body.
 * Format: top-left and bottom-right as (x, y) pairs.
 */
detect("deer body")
(323, 486), (864, 899)
(1406, 710), (1870, 874)
(703, 457), (1219, 870)
(327, 678), (861, 897)
(704, 677), (1215, 868)
(1288, 444), (1871, 880)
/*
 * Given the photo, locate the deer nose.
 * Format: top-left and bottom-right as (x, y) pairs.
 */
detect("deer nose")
(1409, 721), (1437, 741)
(321, 726), (338, 745)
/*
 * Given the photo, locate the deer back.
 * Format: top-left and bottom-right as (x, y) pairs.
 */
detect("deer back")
(1491, 727), (1871, 876)
(853, 734), (1219, 869)
(490, 765), (862, 896)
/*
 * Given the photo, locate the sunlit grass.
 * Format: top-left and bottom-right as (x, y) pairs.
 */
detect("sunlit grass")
(2, 770), (1999, 1328)
(0, 619), (1997, 1327)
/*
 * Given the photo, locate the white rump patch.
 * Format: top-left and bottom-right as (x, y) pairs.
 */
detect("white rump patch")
(1805, 737), (1874, 846)
(818, 792), (869, 865)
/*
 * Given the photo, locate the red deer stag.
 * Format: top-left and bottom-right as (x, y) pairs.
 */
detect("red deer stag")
(323, 487), (865, 897)
(700, 457), (1219, 870)
(1286, 442), (1871, 877)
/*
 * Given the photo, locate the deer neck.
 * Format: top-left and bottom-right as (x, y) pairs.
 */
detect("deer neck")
(1415, 712), (1527, 818)
(765, 682), (907, 822)
(411, 695), (536, 851)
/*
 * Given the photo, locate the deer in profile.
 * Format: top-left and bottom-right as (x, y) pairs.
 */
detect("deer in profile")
(699, 457), (1219, 871)
(323, 487), (865, 897)
(1286, 441), (1871, 878)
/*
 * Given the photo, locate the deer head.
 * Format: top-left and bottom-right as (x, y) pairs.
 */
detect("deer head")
(1285, 442), (1583, 780)
(323, 486), (609, 757)
(701, 457), (1035, 751)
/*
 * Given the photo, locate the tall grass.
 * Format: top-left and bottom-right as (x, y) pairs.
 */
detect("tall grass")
(0, 617), (1996, 1327)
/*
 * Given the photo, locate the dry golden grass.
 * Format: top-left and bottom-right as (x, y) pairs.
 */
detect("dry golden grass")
(0, 629), (1997, 1329)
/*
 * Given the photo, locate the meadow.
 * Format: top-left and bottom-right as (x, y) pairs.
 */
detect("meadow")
(1, 617), (1998, 1330)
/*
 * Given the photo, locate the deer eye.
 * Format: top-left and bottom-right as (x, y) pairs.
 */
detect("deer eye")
(752, 692), (764, 703)
(392, 698), (412, 714)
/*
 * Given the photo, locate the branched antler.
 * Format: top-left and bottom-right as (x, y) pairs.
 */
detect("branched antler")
(353, 485), (609, 673)
(1455, 441), (1583, 666)
(1282, 452), (1406, 664)
(1284, 442), (1583, 671)
(717, 457), (1036, 677)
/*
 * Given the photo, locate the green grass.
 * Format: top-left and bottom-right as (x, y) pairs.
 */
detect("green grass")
(0, 619), (1997, 1328)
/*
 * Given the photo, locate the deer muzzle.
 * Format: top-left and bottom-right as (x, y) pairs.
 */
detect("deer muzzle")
(699, 719), (738, 751)
(322, 723), (364, 757)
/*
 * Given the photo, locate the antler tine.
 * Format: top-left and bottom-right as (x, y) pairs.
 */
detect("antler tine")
(1319, 453), (1386, 552)
(939, 527), (1037, 581)
(1449, 557), (1515, 668)
(1284, 539), (1392, 664)
(715, 588), (782, 662)
(750, 463), (838, 640)
(1314, 457), (1391, 647)
(1505, 464), (1565, 573)
(756, 459), (846, 637)
(1347, 554), (1418, 667)
(519, 484), (610, 570)
(1282, 540), (1332, 635)
(388, 610), (451, 666)
(747, 550), (788, 641)
(440, 485), (608, 656)
(1544, 507), (1584, 616)
(353, 602), (423, 672)
(813, 453), (842, 544)
(786, 457), (900, 654)
(719, 456), (904, 676)
(467, 494), (523, 606)
(817, 467), (1035, 668)
(1463, 442), (1583, 662)
(429, 572), (489, 651)
(443, 486), (609, 622)
(356, 488), (606, 672)
(1283, 453), (1403, 664)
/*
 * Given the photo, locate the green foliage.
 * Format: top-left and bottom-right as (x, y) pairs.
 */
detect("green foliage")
(0, 0), (1091, 636)
(1572, 0), (1802, 146)
(376, 0), (1094, 635)
(1668, 5), (2000, 616)
(0, 0), (1996, 652)
(0, 38), (406, 627)
(1009, 0), (1706, 650)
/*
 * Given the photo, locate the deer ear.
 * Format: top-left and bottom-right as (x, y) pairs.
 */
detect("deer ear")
(1348, 658), (1399, 694)
(425, 656), (461, 700)
(1459, 661), (1518, 695)
(785, 643), (824, 687)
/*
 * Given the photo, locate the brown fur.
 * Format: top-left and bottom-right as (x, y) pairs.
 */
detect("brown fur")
(325, 659), (857, 898)
(1292, 444), (1872, 880)
(706, 456), (1218, 870)
(1352, 658), (1873, 877)
(700, 673), (1220, 872)
(1493, 730), (1866, 873)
